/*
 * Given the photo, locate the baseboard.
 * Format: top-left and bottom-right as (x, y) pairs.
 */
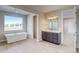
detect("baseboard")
(36, 39), (42, 42)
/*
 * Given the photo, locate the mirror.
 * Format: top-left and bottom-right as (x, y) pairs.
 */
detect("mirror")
(48, 16), (58, 31)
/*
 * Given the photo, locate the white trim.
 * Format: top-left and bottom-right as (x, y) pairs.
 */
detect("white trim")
(36, 14), (39, 42)
(61, 10), (64, 44)
(32, 14), (40, 42)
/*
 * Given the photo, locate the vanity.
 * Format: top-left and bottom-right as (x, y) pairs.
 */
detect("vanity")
(42, 31), (61, 45)
(42, 16), (61, 45)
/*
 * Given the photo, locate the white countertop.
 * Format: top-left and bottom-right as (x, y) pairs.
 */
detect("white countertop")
(42, 30), (61, 33)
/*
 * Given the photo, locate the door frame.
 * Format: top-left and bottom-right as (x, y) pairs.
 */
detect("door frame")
(33, 14), (39, 42)
(62, 6), (76, 51)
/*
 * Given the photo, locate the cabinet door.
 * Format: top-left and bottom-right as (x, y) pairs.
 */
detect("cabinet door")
(42, 32), (47, 40)
(52, 33), (58, 39)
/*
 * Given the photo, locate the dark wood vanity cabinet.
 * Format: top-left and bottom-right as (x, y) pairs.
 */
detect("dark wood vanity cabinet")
(42, 31), (61, 45)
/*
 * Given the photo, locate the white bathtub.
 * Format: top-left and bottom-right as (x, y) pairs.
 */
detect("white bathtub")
(5, 32), (27, 43)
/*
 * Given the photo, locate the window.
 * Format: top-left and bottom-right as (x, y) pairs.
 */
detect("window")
(4, 16), (23, 31)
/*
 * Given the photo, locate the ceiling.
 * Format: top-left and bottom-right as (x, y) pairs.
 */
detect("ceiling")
(0, 5), (34, 15)
(24, 5), (73, 13)
(0, 5), (73, 14)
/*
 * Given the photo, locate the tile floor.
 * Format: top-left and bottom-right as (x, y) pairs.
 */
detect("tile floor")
(0, 39), (76, 53)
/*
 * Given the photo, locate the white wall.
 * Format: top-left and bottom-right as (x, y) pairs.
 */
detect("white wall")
(27, 15), (33, 39)
(38, 14), (46, 40)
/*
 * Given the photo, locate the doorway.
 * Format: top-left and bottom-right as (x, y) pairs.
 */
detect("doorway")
(63, 18), (76, 48)
(33, 16), (37, 39)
